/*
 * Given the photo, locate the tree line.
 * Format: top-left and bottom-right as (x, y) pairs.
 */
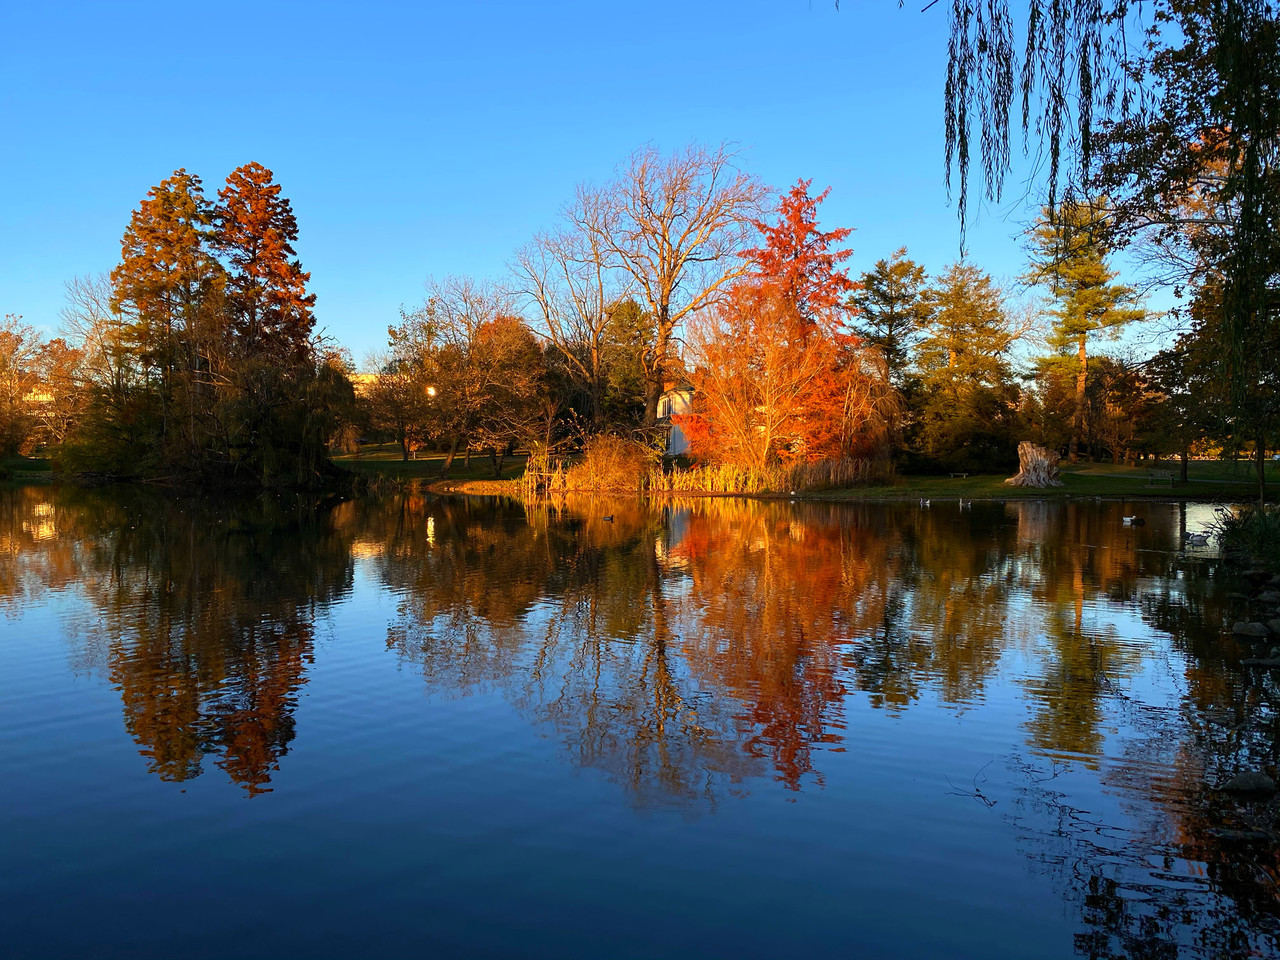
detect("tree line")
(2, 0), (1277, 498)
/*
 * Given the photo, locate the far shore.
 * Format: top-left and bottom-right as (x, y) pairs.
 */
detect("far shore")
(7, 447), (1276, 504)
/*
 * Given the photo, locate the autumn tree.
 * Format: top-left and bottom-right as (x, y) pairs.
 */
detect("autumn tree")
(32, 338), (85, 447)
(392, 278), (547, 477)
(513, 224), (631, 428)
(1025, 199), (1145, 462)
(682, 181), (878, 466)
(109, 168), (223, 450)
(68, 166), (347, 486)
(0, 314), (41, 455)
(214, 162), (316, 362)
(362, 352), (431, 461)
(61, 275), (133, 400)
(685, 289), (853, 467)
(571, 143), (766, 425)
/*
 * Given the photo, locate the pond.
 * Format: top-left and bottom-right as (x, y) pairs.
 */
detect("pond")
(1, 486), (1276, 959)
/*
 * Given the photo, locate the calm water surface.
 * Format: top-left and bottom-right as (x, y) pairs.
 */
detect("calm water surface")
(1, 487), (1276, 959)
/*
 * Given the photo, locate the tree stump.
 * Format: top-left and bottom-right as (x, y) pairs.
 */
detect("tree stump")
(1005, 441), (1063, 487)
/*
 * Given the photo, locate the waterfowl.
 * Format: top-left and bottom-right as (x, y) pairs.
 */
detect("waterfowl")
(959, 499), (971, 509)
(1122, 516), (1145, 526)
(919, 498), (930, 508)
(602, 515), (614, 522)
(1185, 532), (1210, 546)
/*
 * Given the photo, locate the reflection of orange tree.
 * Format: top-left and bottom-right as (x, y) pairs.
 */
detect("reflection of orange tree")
(64, 489), (353, 795)
(670, 499), (891, 788)
(379, 495), (759, 806)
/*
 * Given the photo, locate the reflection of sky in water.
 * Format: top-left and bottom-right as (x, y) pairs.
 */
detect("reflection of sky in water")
(0, 487), (1273, 959)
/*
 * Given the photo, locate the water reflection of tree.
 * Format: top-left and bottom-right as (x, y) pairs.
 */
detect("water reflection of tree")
(1005, 501), (1280, 958)
(9, 485), (1278, 944)
(376, 496), (1032, 797)
(5, 487), (354, 795)
(1009, 501), (1157, 763)
(376, 496), (758, 806)
(845, 502), (1019, 712)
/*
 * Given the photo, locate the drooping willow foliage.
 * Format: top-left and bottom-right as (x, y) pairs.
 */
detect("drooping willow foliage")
(838, 0), (1278, 495)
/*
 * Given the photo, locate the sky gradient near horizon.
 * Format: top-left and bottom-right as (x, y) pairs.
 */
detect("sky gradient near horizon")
(3, 0), (1097, 362)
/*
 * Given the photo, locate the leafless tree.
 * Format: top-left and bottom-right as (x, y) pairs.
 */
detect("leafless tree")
(570, 143), (767, 425)
(61, 274), (134, 396)
(512, 225), (629, 427)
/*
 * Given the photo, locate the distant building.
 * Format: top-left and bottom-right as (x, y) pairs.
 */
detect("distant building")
(657, 382), (694, 456)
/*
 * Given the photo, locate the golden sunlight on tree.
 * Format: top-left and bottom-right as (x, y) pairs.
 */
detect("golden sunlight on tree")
(679, 181), (885, 469)
(570, 143), (767, 426)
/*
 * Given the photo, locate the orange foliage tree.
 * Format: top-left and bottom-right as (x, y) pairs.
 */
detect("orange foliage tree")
(215, 162), (316, 363)
(679, 180), (879, 466)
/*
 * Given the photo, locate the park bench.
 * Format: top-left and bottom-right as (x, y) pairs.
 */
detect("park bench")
(949, 472), (969, 479)
(1147, 469), (1175, 487)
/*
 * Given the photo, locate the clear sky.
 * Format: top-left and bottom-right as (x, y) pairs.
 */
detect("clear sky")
(3, 0), (1070, 362)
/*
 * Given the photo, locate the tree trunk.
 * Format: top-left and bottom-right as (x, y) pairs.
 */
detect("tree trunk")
(439, 437), (460, 479)
(1180, 446), (1189, 483)
(1257, 431), (1267, 506)
(644, 376), (662, 428)
(399, 432), (409, 462)
(491, 446), (502, 478)
(1069, 334), (1087, 463)
(1005, 441), (1064, 487)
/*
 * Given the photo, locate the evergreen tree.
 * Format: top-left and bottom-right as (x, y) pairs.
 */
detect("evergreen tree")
(215, 162), (316, 362)
(109, 169), (224, 450)
(1025, 198), (1145, 461)
(915, 262), (1021, 470)
(67, 165), (347, 486)
(853, 247), (930, 387)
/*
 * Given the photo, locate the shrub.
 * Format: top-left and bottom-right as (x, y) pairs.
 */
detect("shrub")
(1212, 505), (1280, 567)
(565, 435), (661, 493)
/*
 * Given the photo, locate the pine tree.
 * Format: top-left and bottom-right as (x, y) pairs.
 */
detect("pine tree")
(215, 162), (316, 363)
(1025, 198), (1145, 461)
(853, 248), (930, 387)
(915, 262), (1021, 468)
(110, 169), (223, 442)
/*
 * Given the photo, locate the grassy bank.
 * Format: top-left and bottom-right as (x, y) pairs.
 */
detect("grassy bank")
(332, 445), (528, 483)
(337, 446), (1276, 502)
(12, 443), (1273, 502)
(807, 461), (1279, 502)
(1, 455), (55, 483)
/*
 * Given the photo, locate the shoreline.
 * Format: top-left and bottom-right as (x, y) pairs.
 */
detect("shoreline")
(420, 476), (1272, 504)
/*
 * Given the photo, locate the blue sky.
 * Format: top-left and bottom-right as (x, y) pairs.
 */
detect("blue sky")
(3, 0), (1073, 362)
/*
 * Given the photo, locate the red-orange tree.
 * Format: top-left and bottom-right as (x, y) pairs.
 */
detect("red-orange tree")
(679, 180), (877, 466)
(215, 162), (316, 362)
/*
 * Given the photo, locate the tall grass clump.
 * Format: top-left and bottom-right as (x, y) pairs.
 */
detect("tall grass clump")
(1213, 505), (1280, 567)
(563, 435), (661, 494)
(648, 456), (886, 495)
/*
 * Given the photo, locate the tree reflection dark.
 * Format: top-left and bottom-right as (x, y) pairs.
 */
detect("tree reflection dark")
(2, 486), (353, 794)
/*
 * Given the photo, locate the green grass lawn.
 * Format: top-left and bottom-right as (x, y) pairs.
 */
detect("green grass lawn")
(2, 454), (54, 480)
(814, 460), (1278, 501)
(333, 444), (528, 482)
(12, 443), (1276, 502)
